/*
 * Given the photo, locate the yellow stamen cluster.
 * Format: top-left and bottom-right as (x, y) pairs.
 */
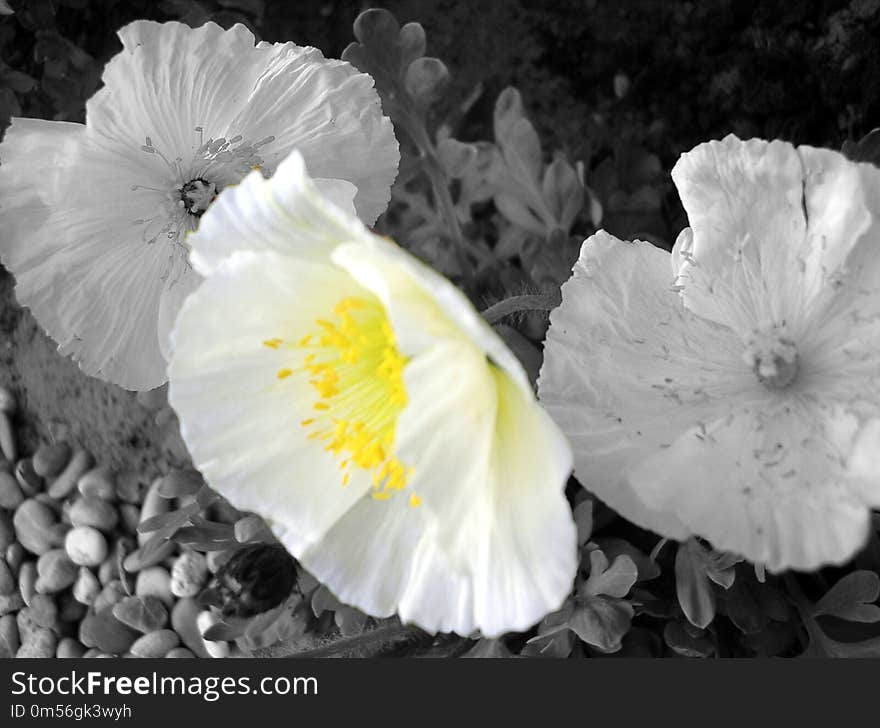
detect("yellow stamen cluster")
(264, 297), (417, 504)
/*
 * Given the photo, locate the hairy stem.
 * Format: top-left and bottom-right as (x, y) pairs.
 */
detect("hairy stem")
(284, 621), (426, 658)
(481, 292), (561, 325)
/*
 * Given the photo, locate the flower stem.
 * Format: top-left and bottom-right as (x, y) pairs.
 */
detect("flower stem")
(284, 621), (426, 658)
(481, 292), (561, 325)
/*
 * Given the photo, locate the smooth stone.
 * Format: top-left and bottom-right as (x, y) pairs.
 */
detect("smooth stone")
(115, 471), (143, 504)
(32, 442), (71, 479)
(26, 593), (58, 631)
(79, 611), (137, 654)
(171, 598), (210, 658)
(47, 449), (93, 500)
(164, 647), (195, 658)
(0, 511), (12, 551)
(5, 543), (24, 573)
(56, 637), (86, 658)
(170, 551), (207, 598)
(0, 471), (24, 510)
(137, 478), (169, 547)
(14, 459), (42, 497)
(0, 591), (23, 617)
(13, 499), (56, 555)
(34, 549), (77, 593)
(77, 467), (116, 501)
(0, 386), (16, 415)
(17, 561), (36, 606)
(0, 558), (14, 595)
(0, 413), (15, 462)
(73, 567), (101, 606)
(135, 566), (173, 606)
(16, 626), (56, 657)
(196, 610), (229, 658)
(0, 613), (19, 657)
(69, 496), (118, 532)
(93, 581), (127, 614)
(64, 526), (108, 567)
(130, 629), (179, 658)
(123, 542), (175, 573)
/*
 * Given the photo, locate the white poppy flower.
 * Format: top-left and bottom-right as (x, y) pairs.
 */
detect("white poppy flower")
(539, 135), (880, 572)
(0, 20), (398, 390)
(167, 151), (577, 637)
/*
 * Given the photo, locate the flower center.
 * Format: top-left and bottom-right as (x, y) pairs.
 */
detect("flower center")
(178, 178), (216, 216)
(265, 296), (418, 506)
(743, 325), (799, 389)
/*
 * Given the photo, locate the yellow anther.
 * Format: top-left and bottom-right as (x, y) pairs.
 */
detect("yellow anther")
(263, 338), (282, 349)
(277, 368), (293, 379)
(409, 493), (421, 508)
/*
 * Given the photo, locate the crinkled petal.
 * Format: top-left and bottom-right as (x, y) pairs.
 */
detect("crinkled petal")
(630, 402), (871, 571)
(539, 232), (755, 539)
(87, 21), (279, 155)
(186, 152), (365, 277)
(228, 45), (399, 225)
(670, 137), (872, 342)
(167, 250), (374, 551)
(0, 118), (178, 390)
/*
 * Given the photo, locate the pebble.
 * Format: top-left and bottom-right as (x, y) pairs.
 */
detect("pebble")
(0, 613), (19, 657)
(73, 567), (101, 606)
(0, 558), (14, 595)
(123, 542), (175, 573)
(17, 561), (36, 606)
(16, 626), (56, 658)
(77, 467), (116, 501)
(113, 595), (168, 634)
(98, 557), (116, 586)
(33, 442), (71, 478)
(130, 629), (179, 657)
(171, 598), (210, 658)
(115, 471), (143, 504)
(26, 594), (58, 631)
(135, 566), (173, 606)
(119, 504), (140, 534)
(0, 386), (15, 415)
(35, 549), (78, 593)
(56, 637), (86, 658)
(0, 470), (24, 510)
(196, 610), (230, 658)
(138, 478), (169, 547)
(165, 646), (195, 658)
(69, 496), (119, 532)
(79, 611), (137, 654)
(0, 511), (13, 551)
(65, 526), (108, 567)
(0, 591), (24, 616)
(14, 458), (42, 497)
(57, 592), (86, 624)
(0, 412), (16, 462)
(170, 551), (207, 598)
(13, 499), (57, 555)
(48, 449), (93, 499)
(5, 543), (24, 573)
(93, 581), (127, 614)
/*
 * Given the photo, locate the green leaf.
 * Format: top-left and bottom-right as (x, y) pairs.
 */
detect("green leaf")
(583, 550), (637, 599)
(569, 597), (633, 653)
(813, 571), (880, 623)
(675, 539), (716, 629)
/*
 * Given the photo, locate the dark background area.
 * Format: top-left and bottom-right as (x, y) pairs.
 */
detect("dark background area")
(2, 0), (878, 246)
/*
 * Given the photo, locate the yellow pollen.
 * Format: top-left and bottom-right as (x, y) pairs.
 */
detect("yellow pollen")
(268, 296), (410, 500)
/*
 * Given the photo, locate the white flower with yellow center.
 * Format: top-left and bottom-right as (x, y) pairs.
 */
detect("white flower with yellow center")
(539, 135), (880, 572)
(167, 151), (577, 636)
(0, 20), (398, 390)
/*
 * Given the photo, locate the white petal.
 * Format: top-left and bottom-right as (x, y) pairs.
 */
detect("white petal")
(299, 346), (576, 637)
(539, 232), (755, 539)
(0, 118), (177, 390)
(167, 250), (373, 551)
(671, 136), (809, 333)
(629, 403), (871, 571)
(331, 237), (533, 397)
(227, 45), (399, 225)
(87, 21), (279, 156)
(187, 151), (369, 277)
